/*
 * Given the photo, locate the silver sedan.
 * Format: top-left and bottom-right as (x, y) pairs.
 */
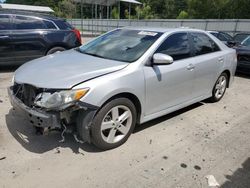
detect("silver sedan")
(9, 27), (237, 149)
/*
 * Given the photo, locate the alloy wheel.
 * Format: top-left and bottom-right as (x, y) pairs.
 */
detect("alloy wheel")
(214, 75), (227, 99)
(101, 105), (132, 144)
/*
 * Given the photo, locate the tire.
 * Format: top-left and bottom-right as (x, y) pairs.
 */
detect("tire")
(46, 47), (66, 55)
(89, 98), (137, 150)
(210, 72), (228, 102)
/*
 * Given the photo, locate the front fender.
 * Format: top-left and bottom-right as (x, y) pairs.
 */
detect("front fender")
(73, 66), (145, 119)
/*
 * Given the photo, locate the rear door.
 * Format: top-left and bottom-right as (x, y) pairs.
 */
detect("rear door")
(189, 32), (223, 97)
(12, 15), (48, 64)
(0, 14), (15, 65)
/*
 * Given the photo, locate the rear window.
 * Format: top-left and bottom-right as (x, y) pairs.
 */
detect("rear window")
(0, 15), (13, 30)
(54, 20), (73, 30)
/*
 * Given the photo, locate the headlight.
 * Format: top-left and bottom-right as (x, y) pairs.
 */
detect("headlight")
(34, 88), (89, 109)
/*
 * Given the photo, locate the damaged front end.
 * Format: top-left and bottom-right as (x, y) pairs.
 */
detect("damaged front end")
(8, 83), (98, 143)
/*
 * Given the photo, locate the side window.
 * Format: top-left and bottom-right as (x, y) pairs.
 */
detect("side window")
(191, 33), (220, 56)
(0, 15), (12, 30)
(155, 33), (191, 61)
(15, 16), (47, 30)
(43, 20), (57, 29)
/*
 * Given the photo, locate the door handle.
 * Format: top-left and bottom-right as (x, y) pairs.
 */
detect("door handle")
(218, 57), (224, 62)
(0, 35), (9, 39)
(187, 64), (195, 70)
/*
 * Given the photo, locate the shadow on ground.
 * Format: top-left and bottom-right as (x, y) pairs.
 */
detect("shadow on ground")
(5, 109), (102, 154)
(5, 101), (204, 154)
(134, 102), (203, 133)
(221, 157), (250, 188)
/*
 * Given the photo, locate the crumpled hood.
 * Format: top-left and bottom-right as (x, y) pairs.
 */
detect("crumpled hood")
(15, 49), (128, 89)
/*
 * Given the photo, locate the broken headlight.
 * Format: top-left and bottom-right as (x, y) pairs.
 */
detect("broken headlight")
(34, 88), (89, 109)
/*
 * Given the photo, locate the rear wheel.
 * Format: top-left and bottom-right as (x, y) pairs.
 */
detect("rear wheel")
(210, 73), (228, 102)
(46, 47), (66, 55)
(90, 98), (137, 150)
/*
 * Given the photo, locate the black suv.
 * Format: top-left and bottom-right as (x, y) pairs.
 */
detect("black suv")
(0, 11), (82, 66)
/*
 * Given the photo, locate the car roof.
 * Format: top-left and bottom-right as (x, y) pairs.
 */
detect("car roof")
(0, 10), (62, 21)
(123, 26), (207, 33)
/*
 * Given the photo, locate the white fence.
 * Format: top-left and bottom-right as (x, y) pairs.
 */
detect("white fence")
(67, 19), (250, 36)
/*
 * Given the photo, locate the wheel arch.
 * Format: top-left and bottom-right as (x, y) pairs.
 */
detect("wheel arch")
(221, 69), (231, 88)
(98, 92), (142, 124)
(45, 44), (68, 55)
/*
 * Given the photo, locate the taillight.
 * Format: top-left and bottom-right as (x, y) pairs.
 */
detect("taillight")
(72, 29), (82, 44)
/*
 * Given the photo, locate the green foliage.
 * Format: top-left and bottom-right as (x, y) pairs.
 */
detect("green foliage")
(135, 3), (154, 19)
(111, 7), (119, 19)
(177, 10), (189, 19)
(187, 0), (250, 19)
(57, 0), (75, 18)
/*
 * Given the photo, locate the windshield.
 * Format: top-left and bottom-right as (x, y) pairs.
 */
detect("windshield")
(234, 34), (250, 43)
(241, 36), (250, 47)
(78, 29), (162, 62)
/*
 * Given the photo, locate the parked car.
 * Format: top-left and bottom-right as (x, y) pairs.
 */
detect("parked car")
(0, 11), (81, 66)
(233, 33), (250, 44)
(234, 36), (250, 74)
(208, 31), (236, 47)
(8, 28), (237, 150)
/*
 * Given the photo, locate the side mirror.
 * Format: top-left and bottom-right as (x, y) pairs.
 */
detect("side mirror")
(152, 53), (173, 65)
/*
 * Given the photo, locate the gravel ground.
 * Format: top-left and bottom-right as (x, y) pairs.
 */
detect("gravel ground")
(0, 70), (250, 188)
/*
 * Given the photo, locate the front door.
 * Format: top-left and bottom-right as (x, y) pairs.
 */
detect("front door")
(144, 32), (195, 116)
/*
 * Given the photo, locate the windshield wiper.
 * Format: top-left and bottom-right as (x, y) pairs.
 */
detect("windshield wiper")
(76, 49), (104, 58)
(83, 52), (104, 58)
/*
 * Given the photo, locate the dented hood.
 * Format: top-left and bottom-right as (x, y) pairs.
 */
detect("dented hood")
(15, 49), (128, 89)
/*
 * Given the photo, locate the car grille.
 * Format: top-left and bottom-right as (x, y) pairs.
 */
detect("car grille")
(13, 83), (42, 107)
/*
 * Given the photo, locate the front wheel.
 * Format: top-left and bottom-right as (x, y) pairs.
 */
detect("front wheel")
(90, 98), (137, 150)
(210, 73), (228, 102)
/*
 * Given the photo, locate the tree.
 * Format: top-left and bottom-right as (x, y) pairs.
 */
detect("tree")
(57, 0), (76, 18)
(111, 7), (119, 19)
(135, 3), (154, 19)
(177, 10), (189, 19)
(4, 0), (250, 19)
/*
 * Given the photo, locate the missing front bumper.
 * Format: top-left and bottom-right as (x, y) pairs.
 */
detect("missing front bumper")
(8, 87), (61, 129)
(8, 87), (99, 143)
